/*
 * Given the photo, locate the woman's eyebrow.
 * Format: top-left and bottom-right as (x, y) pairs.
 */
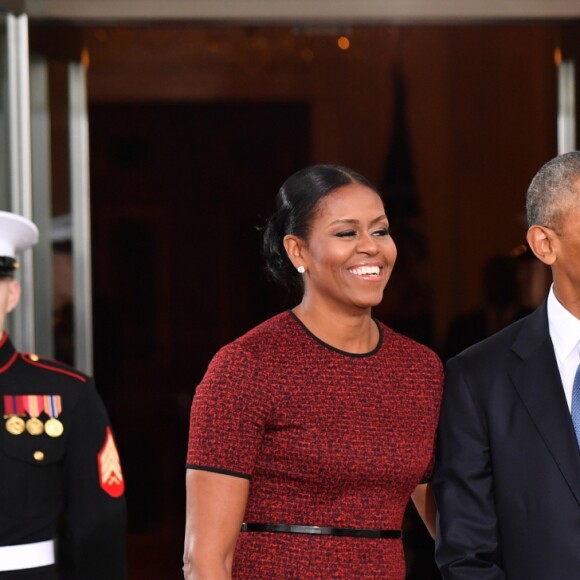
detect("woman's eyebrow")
(328, 214), (387, 226)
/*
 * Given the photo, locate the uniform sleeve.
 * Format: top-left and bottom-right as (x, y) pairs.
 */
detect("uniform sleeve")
(187, 343), (271, 479)
(433, 357), (505, 579)
(63, 378), (127, 580)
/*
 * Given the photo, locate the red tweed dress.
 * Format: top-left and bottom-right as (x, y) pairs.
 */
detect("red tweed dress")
(187, 311), (443, 579)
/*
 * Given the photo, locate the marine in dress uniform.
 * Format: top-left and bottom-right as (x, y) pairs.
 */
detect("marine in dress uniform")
(0, 211), (127, 579)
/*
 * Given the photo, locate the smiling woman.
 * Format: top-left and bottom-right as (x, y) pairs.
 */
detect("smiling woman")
(284, 181), (397, 342)
(183, 164), (443, 579)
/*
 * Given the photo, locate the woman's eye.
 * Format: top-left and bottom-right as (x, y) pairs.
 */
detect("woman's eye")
(372, 227), (390, 237)
(336, 230), (357, 238)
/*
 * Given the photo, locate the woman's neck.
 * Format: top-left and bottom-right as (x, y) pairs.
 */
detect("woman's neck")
(292, 302), (378, 354)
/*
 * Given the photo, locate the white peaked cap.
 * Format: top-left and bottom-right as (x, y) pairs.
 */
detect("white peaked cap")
(0, 211), (39, 258)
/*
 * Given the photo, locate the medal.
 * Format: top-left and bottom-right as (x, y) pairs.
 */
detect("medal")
(5, 415), (25, 435)
(44, 417), (64, 438)
(3, 395), (26, 436)
(43, 394), (64, 438)
(26, 416), (44, 435)
(23, 395), (44, 436)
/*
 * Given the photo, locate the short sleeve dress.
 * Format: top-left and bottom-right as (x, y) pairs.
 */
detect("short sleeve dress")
(187, 311), (443, 579)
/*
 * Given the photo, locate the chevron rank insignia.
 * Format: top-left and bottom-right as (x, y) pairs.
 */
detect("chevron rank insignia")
(97, 427), (125, 498)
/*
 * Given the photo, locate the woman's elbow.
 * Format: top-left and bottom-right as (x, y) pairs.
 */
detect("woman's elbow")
(182, 543), (199, 579)
(182, 542), (233, 580)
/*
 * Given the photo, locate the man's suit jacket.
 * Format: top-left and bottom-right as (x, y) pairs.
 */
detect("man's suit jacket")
(433, 300), (580, 579)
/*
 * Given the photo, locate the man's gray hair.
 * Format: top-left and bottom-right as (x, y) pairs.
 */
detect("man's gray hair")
(526, 151), (580, 228)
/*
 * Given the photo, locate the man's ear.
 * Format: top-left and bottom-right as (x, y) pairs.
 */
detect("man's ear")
(283, 235), (306, 271)
(527, 225), (557, 266)
(6, 280), (21, 313)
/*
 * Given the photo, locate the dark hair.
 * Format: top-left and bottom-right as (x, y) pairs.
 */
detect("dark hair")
(262, 164), (381, 292)
(526, 151), (580, 229)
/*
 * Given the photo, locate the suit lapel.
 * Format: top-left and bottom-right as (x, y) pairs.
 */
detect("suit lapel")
(509, 302), (580, 507)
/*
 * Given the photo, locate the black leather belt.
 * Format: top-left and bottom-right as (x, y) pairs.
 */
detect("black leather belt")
(241, 523), (401, 539)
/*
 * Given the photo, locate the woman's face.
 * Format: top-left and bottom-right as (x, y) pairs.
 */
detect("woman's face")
(297, 182), (397, 313)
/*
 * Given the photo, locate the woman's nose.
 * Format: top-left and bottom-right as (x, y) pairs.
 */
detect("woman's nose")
(356, 232), (379, 254)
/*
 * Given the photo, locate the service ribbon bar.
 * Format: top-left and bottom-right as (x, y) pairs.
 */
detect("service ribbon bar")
(3, 394), (26, 416)
(43, 394), (62, 419)
(23, 394), (44, 418)
(3, 394), (15, 416)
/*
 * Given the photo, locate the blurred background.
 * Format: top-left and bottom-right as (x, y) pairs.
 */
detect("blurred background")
(1, 2), (579, 577)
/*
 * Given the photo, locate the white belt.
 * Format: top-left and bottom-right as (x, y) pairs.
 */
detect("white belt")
(0, 539), (56, 572)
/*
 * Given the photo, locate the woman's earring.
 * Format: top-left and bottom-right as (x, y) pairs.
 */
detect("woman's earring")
(297, 265), (305, 274)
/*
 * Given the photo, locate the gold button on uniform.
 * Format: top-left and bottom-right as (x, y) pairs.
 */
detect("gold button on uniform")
(29, 354), (39, 361)
(33, 450), (45, 461)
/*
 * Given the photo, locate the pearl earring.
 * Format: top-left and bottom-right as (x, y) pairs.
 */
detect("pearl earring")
(297, 265), (305, 274)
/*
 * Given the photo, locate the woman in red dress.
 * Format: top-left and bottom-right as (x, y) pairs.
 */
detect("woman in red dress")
(183, 165), (443, 579)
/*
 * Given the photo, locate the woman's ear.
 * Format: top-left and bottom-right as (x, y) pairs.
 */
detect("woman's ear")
(527, 225), (557, 266)
(283, 235), (306, 271)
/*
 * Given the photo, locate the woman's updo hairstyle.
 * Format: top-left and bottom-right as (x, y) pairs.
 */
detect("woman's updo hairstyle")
(262, 164), (380, 292)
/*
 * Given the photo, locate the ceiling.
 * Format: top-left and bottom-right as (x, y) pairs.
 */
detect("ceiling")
(1, 0), (580, 25)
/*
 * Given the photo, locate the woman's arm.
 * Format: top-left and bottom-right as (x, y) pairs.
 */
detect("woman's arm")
(411, 482), (437, 540)
(183, 469), (250, 580)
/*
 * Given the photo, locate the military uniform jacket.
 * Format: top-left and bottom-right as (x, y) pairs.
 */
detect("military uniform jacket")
(0, 333), (127, 579)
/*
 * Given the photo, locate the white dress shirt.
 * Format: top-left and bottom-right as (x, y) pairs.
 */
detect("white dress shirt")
(547, 284), (580, 411)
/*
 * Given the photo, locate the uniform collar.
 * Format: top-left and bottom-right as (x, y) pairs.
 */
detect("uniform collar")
(0, 331), (18, 373)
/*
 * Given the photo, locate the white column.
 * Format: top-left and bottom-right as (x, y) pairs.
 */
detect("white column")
(30, 55), (55, 358)
(5, 13), (35, 353)
(68, 60), (93, 374)
(558, 59), (576, 155)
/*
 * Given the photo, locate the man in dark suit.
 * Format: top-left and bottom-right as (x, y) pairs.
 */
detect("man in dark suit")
(433, 151), (580, 579)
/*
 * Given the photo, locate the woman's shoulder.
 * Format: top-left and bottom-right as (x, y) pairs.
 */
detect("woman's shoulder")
(199, 312), (302, 389)
(218, 311), (298, 358)
(377, 320), (442, 368)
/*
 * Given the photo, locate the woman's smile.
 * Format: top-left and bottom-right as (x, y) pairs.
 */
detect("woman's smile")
(347, 263), (384, 280)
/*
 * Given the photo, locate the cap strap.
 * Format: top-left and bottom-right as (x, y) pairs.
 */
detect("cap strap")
(0, 257), (17, 278)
